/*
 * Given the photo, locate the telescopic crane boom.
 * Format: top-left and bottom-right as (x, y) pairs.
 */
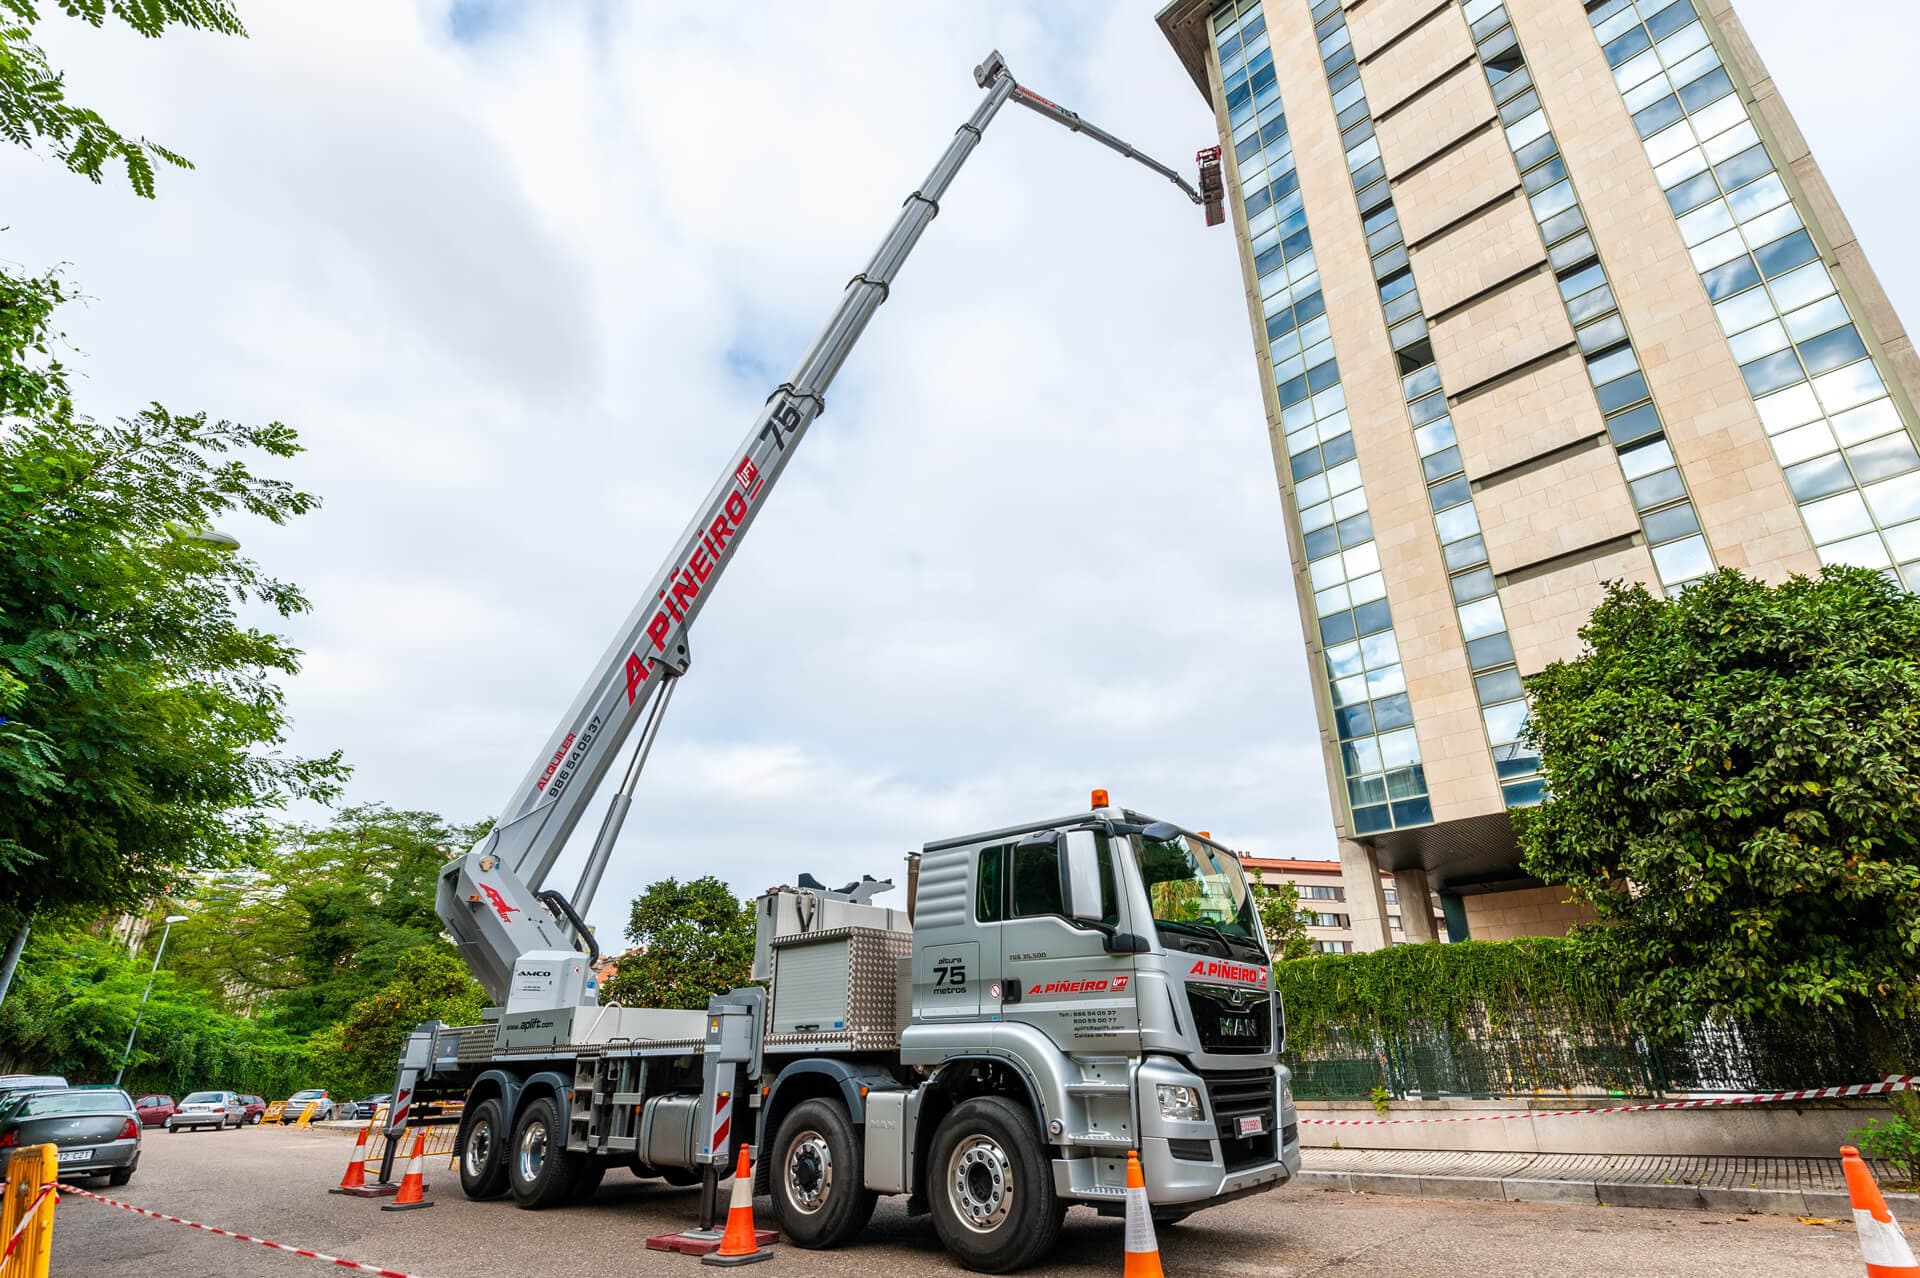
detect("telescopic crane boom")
(438, 50), (1225, 1010)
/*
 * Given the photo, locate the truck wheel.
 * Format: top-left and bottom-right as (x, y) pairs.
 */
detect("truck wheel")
(458, 1098), (511, 1199)
(770, 1098), (877, 1248)
(507, 1096), (582, 1209)
(928, 1096), (1064, 1273)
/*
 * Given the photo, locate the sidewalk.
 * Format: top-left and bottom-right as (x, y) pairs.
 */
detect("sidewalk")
(1299, 1147), (1920, 1222)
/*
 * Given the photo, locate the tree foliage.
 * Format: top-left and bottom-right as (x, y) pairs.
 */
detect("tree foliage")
(0, 268), (346, 929)
(602, 876), (756, 1011)
(0, 0), (244, 197)
(1519, 569), (1920, 1070)
(1256, 881), (1315, 962)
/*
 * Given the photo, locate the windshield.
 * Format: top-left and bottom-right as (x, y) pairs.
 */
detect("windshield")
(1128, 832), (1263, 948)
(16, 1090), (133, 1116)
(291, 1090), (324, 1100)
(182, 1092), (224, 1104)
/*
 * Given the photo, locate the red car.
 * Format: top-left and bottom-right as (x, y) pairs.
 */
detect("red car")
(238, 1095), (265, 1125)
(133, 1094), (176, 1127)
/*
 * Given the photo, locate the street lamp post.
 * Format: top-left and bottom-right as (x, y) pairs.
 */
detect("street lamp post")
(113, 914), (189, 1088)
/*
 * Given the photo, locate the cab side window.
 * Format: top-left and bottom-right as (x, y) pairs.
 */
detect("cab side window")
(1011, 841), (1064, 918)
(976, 845), (1007, 922)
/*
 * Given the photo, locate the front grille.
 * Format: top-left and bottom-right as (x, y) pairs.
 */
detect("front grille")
(1185, 982), (1272, 1054)
(1199, 1068), (1277, 1172)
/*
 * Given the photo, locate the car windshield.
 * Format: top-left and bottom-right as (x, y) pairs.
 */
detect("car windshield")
(182, 1092), (223, 1104)
(1127, 831), (1263, 949)
(291, 1090), (324, 1100)
(16, 1090), (133, 1116)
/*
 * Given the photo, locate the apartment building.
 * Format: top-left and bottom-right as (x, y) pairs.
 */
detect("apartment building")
(1159, 0), (1920, 944)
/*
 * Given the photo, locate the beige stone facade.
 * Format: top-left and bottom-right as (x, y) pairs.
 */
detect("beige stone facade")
(1160, 0), (1920, 942)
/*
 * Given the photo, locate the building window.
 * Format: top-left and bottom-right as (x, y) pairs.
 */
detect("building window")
(1211, 0), (1435, 834)
(1301, 884), (1345, 901)
(1306, 912), (1350, 929)
(1311, 0), (1541, 808)
(1585, 0), (1920, 590)
(1313, 939), (1354, 954)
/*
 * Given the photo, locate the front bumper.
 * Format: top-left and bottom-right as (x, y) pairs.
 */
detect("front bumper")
(1132, 1057), (1300, 1206)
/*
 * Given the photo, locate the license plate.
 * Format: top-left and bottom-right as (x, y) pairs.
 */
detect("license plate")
(58, 1148), (93, 1162)
(1236, 1115), (1264, 1136)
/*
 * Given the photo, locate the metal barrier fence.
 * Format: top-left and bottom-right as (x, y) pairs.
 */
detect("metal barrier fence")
(1286, 1007), (1920, 1101)
(1, 1144), (57, 1278)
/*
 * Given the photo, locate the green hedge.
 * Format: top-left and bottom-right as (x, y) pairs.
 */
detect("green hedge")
(1275, 939), (1914, 1100)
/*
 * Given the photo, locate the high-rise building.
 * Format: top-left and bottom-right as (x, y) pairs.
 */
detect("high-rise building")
(1243, 856), (1449, 951)
(1158, 0), (1920, 944)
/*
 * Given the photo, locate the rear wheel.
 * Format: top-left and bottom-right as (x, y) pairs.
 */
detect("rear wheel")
(458, 1098), (511, 1200)
(769, 1097), (877, 1249)
(507, 1096), (582, 1209)
(928, 1096), (1064, 1273)
(107, 1164), (134, 1187)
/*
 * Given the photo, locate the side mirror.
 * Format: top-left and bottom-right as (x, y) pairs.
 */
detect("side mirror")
(1103, 931), (1150, 954)
(1063, 828), (1104, 923)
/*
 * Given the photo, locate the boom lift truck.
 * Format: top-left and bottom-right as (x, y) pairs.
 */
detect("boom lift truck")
(387, 51), (1297, 1273)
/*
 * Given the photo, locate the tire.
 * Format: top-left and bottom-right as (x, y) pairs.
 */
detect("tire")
(168, 1125), (181, 1135)
(107, 1164), (135, 1187)
(927, 1096), (1064, 1273)
(458, 1098), (511, 1200)
(769, 1098), (877, 1249)
(506, 1095), (582, 1209)
(249, 1113), (261, 1126)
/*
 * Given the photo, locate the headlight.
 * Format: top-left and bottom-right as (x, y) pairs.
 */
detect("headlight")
(1155, 1084), (1204, 1122)
(1281, 1079), (1295, 1110)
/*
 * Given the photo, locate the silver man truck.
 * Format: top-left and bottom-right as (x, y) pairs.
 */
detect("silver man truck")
(384, 52), (1295, 1273)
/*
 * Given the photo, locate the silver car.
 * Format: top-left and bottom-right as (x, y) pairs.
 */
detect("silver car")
(0, 1087), (141, 1186)
(166, 1090), (244, 1131)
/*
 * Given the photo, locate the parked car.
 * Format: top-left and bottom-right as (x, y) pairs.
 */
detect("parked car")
(166, 1091), (244, 1132)
(277, 1089), (333, 1123)
(347, 1094), (392, 1121)
(238, 1094), (266, 1125)
(0, 1086), (140, 1186)
(133, 1094), (176, 1127)
(0, 1076), (67, 1109)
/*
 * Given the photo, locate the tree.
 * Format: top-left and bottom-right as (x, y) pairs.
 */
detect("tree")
(1, 0), (245, 198)
(1256, 881), (1315, 962)
(0, 325), (348, 927)
(1519, 568), (1920, 1091)
(602, 877), (756, 1011)
(326, 947), (485, 1098)
(161, 806), (482, 1034)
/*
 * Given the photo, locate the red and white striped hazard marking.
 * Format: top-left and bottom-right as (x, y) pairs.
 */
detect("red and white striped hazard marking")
(1298, 1074), (1919, 1127)
(56, 1183), (427, 1277)
(1, 1183), (56, 1263)
(710, 1089), (732, 1154)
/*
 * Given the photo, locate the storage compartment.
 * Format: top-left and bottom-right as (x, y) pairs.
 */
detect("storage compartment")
(766, 926), (912, 1050)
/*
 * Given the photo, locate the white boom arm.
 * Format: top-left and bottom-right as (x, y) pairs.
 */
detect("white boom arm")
(437, 50), (1219, 1008)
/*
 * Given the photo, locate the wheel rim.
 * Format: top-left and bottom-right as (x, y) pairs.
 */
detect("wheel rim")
(466, 1119), (494, 1177)
(946, 1134), (1013, 1234)
(516, 1117), (548, 1185)
(784, 1128), (833, 1214)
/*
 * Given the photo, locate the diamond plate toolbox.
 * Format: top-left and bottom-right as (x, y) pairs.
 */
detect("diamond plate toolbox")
(765, 925), (912, 1051)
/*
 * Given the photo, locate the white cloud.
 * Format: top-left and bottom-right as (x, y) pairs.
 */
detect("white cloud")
(6, 0), (1911, 943)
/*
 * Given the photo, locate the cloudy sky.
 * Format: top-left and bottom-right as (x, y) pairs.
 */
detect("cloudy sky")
(6, 1), (1915, 938)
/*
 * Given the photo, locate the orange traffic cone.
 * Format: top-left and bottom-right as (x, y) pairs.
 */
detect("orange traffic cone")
(702, 1145), (772, 1266)
(1842, 1145), (1919, 1277)
(1123, 1150), (1164, 1278)
(329, 1123), (372, 1194)
(380, 1130), (434, 1212)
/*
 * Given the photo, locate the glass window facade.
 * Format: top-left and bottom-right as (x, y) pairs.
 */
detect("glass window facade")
(1462, 0), (1718, 596)
(1584, 0), (1920, 589)
(1309, 0), (1540, 808)
(1212, 0), (1434, 834)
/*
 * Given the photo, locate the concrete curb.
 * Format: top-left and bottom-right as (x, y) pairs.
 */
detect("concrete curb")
(1297, 1168), (1920, 1223)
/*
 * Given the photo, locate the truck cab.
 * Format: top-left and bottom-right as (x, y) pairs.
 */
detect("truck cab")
(897, 797), (1297, 1258)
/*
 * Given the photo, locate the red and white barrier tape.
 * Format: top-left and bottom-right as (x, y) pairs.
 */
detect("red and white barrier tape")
(56, 1183), (426, 1278)
(1298, 1073), (1919, 1126)
(1, 1183), (57, 1263)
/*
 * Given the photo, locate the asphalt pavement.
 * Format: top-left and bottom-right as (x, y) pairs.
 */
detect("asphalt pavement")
(50, 1123), (1872, 1277)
